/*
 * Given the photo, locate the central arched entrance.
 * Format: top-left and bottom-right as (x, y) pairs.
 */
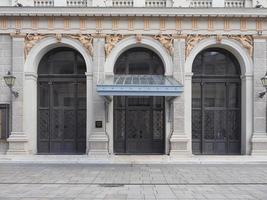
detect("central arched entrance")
(113, 47), (165, 154)
(37, 47), (86, 154)
(192, 48), (241, 155)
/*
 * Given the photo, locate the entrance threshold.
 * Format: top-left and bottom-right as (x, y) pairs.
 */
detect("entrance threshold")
(0, 155), (267, 165)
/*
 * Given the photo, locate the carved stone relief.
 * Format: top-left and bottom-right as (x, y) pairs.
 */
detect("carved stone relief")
(228, 35), (253, 57)
(105, 34), (123, 56)
(67, 34), (94, 56)
(24, 33), (46, 57)
(154, 34), (174, 55)
(185, 34), (208, 58)
(24, 33), (94, 58)
(185, 34), (254, 58)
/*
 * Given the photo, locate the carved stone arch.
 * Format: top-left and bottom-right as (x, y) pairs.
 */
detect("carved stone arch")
(185, 37), (253, 76)
(104, 35), (173, 76)
(25, 36), (93, 74)
(24, 36), (93, 154)
(183, 37), (253, 155)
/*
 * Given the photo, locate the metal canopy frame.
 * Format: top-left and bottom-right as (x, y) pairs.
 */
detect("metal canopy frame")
(96, 75), (183, 97)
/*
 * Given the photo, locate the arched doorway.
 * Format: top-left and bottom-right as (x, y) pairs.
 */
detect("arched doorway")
(113, 47), (165, 154)
(37, 47), (86, 154)
(192, 48), (241, 155)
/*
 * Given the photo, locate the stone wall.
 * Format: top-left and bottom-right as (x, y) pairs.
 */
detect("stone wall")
(0, 35), (11, 154)
(252, 38), (267, 155)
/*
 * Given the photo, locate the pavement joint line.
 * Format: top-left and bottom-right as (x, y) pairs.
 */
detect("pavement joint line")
(0, 182), (267, 186)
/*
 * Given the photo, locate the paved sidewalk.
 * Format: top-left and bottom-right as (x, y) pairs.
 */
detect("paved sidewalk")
(0, 163), (267, 199)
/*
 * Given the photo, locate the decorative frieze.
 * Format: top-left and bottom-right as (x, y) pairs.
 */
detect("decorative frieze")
(112, 18), (120, 31)
(192, 18), (198, 30)
(105, 34), (124, 56)
(15, 18), (22, 30)
(32, 18), (39, 30)
(0, 18), (8, 29)
(175, 17), (182, 31)
(144, 17), (150, 31)
(160, 17), (166, 31)
(224, 18), (231, 31)
(256, 18), (263, 31)
(48, 17), (54, 29)
(96, 17), (103, 31)
(154, 34), (174, 55)
(80, 18), (87, 30)
(128, 17), (135, 31)
(64, 18), (71, 30)
(208, 18), (214, 31)
(240, 18), (247, 31)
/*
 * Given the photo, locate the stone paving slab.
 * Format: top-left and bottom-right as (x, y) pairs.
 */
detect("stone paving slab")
(0, 164), (266, 199)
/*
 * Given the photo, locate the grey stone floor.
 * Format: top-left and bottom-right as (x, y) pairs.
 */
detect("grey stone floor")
(0, 163), (267, 199)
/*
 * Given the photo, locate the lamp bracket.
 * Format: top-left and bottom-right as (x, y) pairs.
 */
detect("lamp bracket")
(259, 91), (266, 98)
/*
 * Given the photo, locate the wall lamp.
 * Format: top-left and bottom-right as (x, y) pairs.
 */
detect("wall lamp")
(259, 73), (267, 98)
(3, 71), (19, 98)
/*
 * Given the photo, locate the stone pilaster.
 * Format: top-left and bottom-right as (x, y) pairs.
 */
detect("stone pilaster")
(88, 37), (109, 157)
(251, 38), (267, 155)
(169, 37), (190, 156)
(7, 35), (28, 155)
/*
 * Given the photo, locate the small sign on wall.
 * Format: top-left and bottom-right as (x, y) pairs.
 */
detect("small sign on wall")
(95, 121), (103, 128)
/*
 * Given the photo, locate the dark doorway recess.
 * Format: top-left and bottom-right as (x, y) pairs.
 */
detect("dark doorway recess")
(192, 48), (241, 155)
(37, 47), (86, 154)
(113, 48), (165, 154)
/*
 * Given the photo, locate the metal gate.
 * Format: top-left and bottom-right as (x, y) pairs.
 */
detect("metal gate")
(114, 96), (165, 154)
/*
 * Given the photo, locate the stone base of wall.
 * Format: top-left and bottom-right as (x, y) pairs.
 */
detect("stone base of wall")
(169, 133), (191, 156)
(88, 132), (109, 157)
(251, 134), (267, 155)
(6, 132), (28, 155)
(0, 140), (8, 154)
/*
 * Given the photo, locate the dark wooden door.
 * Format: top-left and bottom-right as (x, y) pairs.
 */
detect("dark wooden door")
(192, 48), (241, 155)
(114, 96), (165, 154)
(38, 81), (86, 154)
(192, 81), (241, 155)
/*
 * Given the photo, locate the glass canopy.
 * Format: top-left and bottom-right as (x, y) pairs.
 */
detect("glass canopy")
(97, 75), (183, 96)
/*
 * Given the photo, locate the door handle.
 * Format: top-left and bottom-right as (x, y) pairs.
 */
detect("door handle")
(140, 131), (142, 138)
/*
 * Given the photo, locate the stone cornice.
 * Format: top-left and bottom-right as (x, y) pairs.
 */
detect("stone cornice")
(0, 7), (267, 18)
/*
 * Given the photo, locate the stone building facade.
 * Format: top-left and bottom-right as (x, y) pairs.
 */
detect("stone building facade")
(0, 0), (267, 157)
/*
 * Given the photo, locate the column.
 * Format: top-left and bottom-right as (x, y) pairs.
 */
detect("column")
(251, 38), (267, 155)
(169, 37), (191, 156)
(23, 72), (37, 154)
(87, 37), (109, 157)
(7, 35), (28, 155)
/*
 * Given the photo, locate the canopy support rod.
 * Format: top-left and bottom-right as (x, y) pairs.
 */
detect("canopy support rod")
(103, 96), (112, 122)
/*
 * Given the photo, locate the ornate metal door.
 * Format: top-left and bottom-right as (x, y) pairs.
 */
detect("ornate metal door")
(114, 96), (165, 154)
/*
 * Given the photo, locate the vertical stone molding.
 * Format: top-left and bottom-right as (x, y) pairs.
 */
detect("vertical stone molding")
(169, 72), (192, 156)
(7, 35), (28, 155)
(88, 37), (109, 157)
(251, 38), (267, 155)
